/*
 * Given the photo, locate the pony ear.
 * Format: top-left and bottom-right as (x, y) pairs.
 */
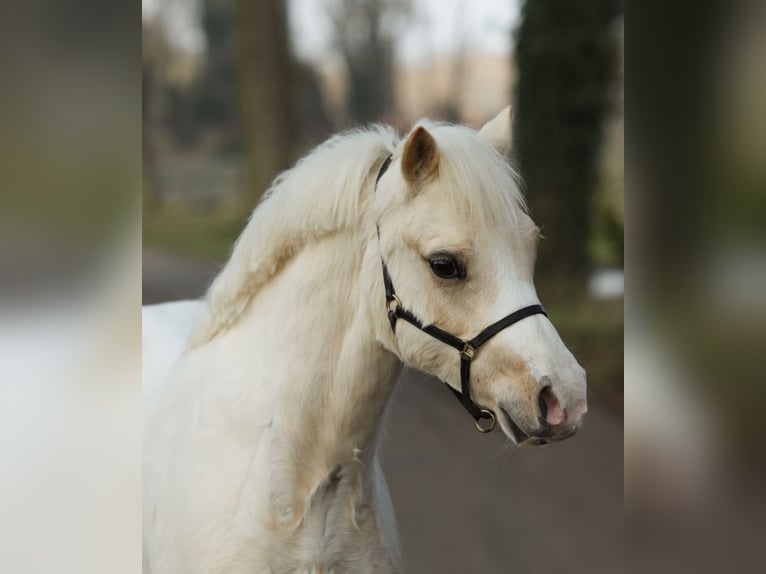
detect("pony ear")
(478, 106), (512, 156)
(401, 126), (439, 184)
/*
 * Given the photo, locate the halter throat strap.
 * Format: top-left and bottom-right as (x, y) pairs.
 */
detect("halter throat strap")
(373, 154), (548, 432)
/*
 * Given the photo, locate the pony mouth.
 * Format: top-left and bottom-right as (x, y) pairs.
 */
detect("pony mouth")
(499, 406), (535, 445)
(499, 406), (571, 446)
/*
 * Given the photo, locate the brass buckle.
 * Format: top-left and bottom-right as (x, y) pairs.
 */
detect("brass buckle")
(386, 294), (401, 314)
(461, 342), (475, 359)
(474, 409), (496, 433)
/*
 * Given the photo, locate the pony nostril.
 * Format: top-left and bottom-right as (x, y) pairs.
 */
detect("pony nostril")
(539, 386), (567, 427)
(538, 386), (549, 420)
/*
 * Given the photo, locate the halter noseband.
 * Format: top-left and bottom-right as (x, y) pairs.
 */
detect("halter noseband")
(374, 154), (547, 433)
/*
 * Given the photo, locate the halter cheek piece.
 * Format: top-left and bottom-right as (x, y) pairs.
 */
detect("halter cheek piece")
(374, 154), (547, 433)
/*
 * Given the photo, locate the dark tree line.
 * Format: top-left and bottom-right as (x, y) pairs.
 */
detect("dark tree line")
(514, 0), (622, 293)
(155, 0), (404, 206)
(157, 0), (331, 204)
(234, 0), (292, 201)
(149, 0), (624, 245)
(327, 0), (406, 124)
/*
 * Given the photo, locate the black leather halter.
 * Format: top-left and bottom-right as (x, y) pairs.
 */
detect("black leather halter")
(374, 154), (547, 433)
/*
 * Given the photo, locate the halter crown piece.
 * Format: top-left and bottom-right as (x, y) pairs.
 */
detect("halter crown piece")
(374, 154), (547, 433)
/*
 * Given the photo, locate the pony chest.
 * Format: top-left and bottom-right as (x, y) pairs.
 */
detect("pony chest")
(262, 461), (395, 573)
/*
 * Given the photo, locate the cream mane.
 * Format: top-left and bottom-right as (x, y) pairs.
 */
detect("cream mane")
(192, 126), (398, 344)
(193, 120), (526, 345)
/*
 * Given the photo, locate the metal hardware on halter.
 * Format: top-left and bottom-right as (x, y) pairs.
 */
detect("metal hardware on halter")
(475, 410), (496, 433)
(385, 294), (401, 314)
(373, 152), (547, 434)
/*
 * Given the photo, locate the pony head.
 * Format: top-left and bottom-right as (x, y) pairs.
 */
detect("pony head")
(373, 108), (587, 444)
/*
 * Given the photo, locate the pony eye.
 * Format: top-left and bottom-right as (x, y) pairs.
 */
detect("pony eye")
(428, 254), (465, 279)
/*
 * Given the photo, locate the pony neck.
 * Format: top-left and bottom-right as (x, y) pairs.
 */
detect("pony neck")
(231, 225), (402, 493)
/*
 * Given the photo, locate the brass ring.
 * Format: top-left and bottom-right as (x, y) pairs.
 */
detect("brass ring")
(386, 294), (401, 313)
(474, 409), (496, 433)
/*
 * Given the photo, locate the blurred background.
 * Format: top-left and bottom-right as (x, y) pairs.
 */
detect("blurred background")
(142, 0), (624, 572)
(4, 0), (765, 572)
(142, 0), (624, 395)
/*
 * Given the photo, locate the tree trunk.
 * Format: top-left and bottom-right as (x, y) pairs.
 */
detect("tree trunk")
(330, 0), (400, 125)
(514, 0), (621, 296)
(234, 0), (292, 205)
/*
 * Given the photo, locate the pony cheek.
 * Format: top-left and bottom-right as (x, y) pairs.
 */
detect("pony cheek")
(396, 334), (454, 380)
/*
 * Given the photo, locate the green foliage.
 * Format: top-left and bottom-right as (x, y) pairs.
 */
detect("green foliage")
(591, 192), (624, 267)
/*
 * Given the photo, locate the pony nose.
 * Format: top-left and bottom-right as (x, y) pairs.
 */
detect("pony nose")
(538, 386), (567, 427)
(536, 385), (586, 438)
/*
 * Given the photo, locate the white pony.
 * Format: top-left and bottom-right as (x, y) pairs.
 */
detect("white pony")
(143, 108), (587, 573)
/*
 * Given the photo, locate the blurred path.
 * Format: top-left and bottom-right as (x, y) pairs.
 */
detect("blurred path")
(142, 250), (623, 574)
(383, 370), (622, 574)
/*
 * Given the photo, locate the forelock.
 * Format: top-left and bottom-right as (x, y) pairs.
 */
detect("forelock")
(416, 120), (527, 230)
